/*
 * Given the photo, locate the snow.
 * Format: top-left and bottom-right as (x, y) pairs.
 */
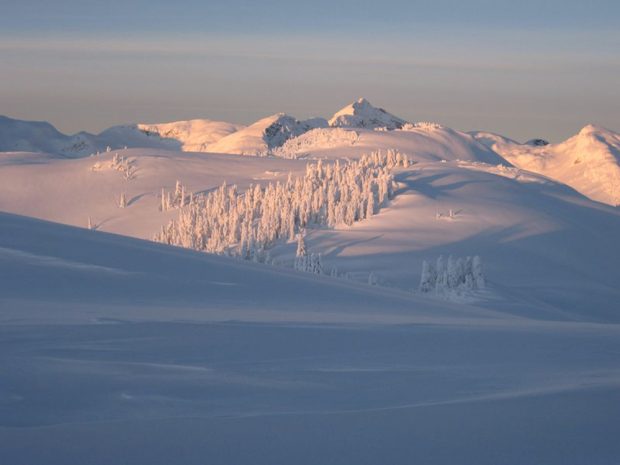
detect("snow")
(1, 147), (619, 321)
(207, 113), (328, 156)
(0, 115), (96, 157)
(472, 124), (620, 206)
(0, 115), (243, 156)
(1, 211), (620, 465)
(328, 97), (407, 130)
(105, 119), (244, 152)
(274, 125), (506, 164)
(2, 100), (620, 464)
(0, 148), (307, 239)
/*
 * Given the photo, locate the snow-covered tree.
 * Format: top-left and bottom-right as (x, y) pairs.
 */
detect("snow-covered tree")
(472, 255), (485, 289)
(419, 260), (435, 292)
(118, 192), (127, 208)
(160, 188), (167, 212)
(308, 253), (323, 275)
(294, 233), (308, 272)
(419, 255), (485, 294)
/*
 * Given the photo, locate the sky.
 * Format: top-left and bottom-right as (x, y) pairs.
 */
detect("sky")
(1, 0), (618, 142)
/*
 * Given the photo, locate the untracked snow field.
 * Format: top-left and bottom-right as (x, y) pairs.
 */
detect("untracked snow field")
(1, 212), (620, 465)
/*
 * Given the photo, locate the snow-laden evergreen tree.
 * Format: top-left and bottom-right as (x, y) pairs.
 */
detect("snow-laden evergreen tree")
(435, 255), (447, 291)
(472, 255), (485, 289)
(294, 233), (308, 272)
(118, 192), (127, 208)
(420, 255), (485, 294)
(160, 181), (190, 212)
(419, 260), (435, 292)
(160, 188), (167, 212)
(310, 253), (323, 275)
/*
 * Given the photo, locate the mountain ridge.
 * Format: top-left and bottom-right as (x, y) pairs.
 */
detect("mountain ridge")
(472, 124), (620, 206)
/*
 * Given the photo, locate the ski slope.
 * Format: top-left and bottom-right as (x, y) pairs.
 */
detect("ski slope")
(1, 212), (620, 465)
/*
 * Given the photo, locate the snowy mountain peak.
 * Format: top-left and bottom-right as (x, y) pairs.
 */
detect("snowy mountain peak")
(329, 98), (407, 130)
(206, 113), (328, 156)
(578, 124), (603, 136)
(354, 97), (372, 107)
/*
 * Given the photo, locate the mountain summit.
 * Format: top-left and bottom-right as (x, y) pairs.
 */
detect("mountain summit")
(328, 98), (407, 130)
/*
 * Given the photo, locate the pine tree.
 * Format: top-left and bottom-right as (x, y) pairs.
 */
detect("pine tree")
(419, 260), (435, 293)
(294, 233), (308, 272)
(160, 188), (166, 212)
(472, 256), (485, 289)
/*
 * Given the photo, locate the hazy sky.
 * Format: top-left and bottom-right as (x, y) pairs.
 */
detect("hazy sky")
(1, 0), (618, 141)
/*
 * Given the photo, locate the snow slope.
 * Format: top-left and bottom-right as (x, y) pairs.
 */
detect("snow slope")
(473, 124), (620, 206)
(1, 212), (620, 465)
(0, 115), (243, 156)
(0, 148), (308, 239)
(207, 113), (327, 156)
(329, 97), (407, 129)
(101, 119), (244, 152)
(1, 148), (619, 321)
(0, 115), (99, 157)
(276, 123), (508, 165)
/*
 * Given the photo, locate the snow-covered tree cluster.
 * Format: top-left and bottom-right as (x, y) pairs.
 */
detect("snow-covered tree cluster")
(154, 151), (410, 263)
(110, 153), (136, 180)
(272, 128), (360, 159)
(419, 255), (485, 294)
(92, 153), (136, 179)
(160, 180), (192, 212)
(400, 122), (444, 131)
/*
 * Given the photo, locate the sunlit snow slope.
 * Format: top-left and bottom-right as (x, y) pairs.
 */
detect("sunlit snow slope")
(473, 124), (620, 206)
(1, 148), (619, 321)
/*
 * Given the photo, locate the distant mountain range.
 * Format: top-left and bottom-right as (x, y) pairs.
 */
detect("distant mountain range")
(1, 100), (619, 206)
